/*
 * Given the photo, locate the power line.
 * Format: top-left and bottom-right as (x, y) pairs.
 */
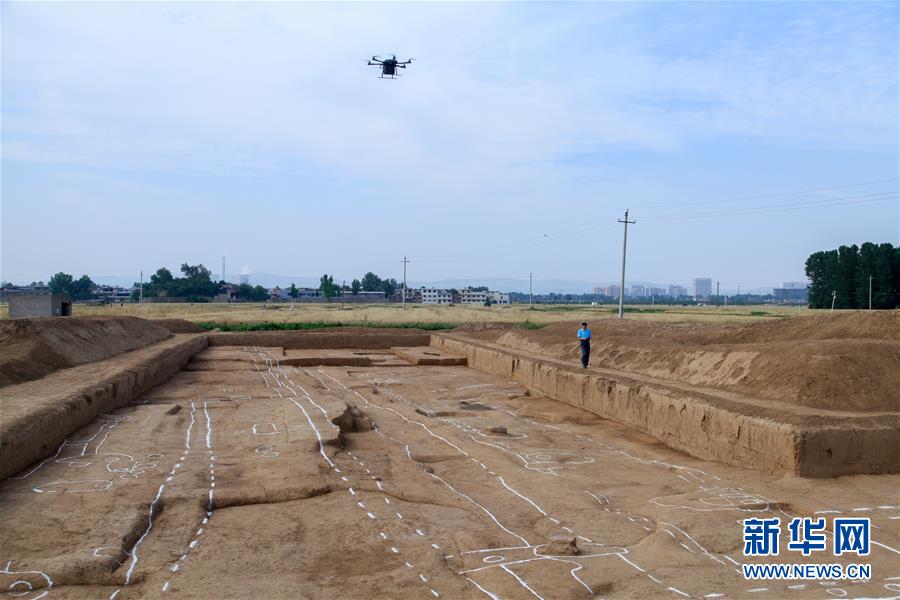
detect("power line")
(641, 190), (897, 222)
(634, 177), (899, 210)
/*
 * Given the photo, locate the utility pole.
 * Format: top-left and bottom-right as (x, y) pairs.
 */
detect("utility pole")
(831, 290), (837, 312)
(869, 275), (873, 310)
(139, 270), (143, 305)
(401, 256), (410, 310)
(716, 281), (720, 309)
(617, 209), (636, 319)
(222, 257), (226, 282)
(529, 272), (533, 307)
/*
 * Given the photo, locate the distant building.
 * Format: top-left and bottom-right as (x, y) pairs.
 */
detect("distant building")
(9, 292), (72, 318)
(773, 287), (808, 303)
(390, 288), (421, 303)
(296, 287), (321, 299)
(668, 285), (687, 297)
(95, 285), (134, 304)
(605, 284), (621, 298)
(460, 289), (488, 304)
(421, 288), (453, 304)
(592, 287), (605, 295)
(629, 285), (646, 298)
(693, 278), (712, 299)
(355, 291), (386, 300)
(489, 291), (510, 305)
(782, 281), (806, 290)
(649, 287), (666, 297)
(212, 283), (240, 302)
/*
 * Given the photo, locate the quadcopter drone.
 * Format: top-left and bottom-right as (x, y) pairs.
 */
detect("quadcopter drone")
(368, 55), (413, 79)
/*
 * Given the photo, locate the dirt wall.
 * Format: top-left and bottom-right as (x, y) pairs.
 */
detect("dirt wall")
(0, 335), (208, 482)
(149, 318), (205, 333)
(209, 329), (432, 349)
(460, 312), (900, 413)
(0, 317), (173, 388)
(432, 334), (899, 477)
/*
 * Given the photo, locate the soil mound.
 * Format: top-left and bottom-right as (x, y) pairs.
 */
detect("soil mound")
(150, 318), (205, 333)
(0, 317), (172, 388)
(461, 312), (900, 413)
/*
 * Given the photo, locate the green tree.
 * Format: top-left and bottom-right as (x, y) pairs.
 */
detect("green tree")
(251, 285), (269, 301)
(70, 275), (96, 300)
(870, 243), (897, 309)
(48, 272), (95, 299)
(361, 272), (382, 292)
(150, 268), (174, 286)
(48, 272), (75, 295)
(805, 250), (840, 308)
(807, 243), (898, 309)
(836, 245), (859, 309)
(320, 274), (337, 300)
(351, 279), (361, 295)
(289, 283), (299, 299)
(177, 263), (217, 298)
(237, 283), (254, 299)
(381, 278), (398, 298)
(894, 246), (900, 308)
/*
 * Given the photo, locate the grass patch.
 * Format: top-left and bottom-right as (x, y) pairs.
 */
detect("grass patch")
(197, 321), (457, 332)
(522, 320), (548, 330)
(749, 310), (769, 316)
(607, 307), (666, 314)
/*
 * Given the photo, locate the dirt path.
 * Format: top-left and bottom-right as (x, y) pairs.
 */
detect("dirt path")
(1, 347), (897, 599)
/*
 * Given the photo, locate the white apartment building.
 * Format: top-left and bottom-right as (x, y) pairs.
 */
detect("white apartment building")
(460, 289), (487, 304)
(460, 289), (509, 304)
(694, 278), (713, 299)
(489, 291), (510, 305)
(420, 287), (453, 304)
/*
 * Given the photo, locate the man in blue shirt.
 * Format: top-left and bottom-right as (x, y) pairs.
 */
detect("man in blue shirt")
(577, 322), (591, 368)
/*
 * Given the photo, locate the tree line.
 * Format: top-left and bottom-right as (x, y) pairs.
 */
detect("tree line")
(805, 242), (899, 309)
(135, 264), (221, 302)
(48, 272), (96, 300)
(316, 271), (400, 300)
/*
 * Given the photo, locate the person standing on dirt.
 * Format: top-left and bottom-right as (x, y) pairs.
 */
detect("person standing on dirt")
(577, 322), (591, 368)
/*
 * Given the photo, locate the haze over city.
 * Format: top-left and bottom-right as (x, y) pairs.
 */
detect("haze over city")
(2, 2), (898, 291)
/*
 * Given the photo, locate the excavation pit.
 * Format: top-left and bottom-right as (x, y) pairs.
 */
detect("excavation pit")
(0, 320), (897, 599)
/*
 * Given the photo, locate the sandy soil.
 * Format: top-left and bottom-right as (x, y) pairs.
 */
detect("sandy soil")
(1, 346), (897, 599)
(459, 312), (900, 413)
(0, 301), (815, 326)
(0, 317), (171, 388)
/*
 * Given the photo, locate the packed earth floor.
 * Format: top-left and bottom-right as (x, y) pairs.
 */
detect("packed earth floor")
(1, 345), (898, 599)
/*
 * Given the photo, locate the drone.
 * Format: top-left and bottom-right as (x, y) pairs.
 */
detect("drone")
(368, 55), (413, 79)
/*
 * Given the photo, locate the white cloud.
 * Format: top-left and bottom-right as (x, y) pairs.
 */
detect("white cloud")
(4, 2), (895, 181)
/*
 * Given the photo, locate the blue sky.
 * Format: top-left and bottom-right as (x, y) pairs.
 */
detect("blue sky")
(2, 1), (898, 292)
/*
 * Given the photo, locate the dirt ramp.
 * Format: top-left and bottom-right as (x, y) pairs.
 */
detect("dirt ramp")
(149, 318), (205, 333)
(463, 312), (900, 412)
(0, 317), (172, 388)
